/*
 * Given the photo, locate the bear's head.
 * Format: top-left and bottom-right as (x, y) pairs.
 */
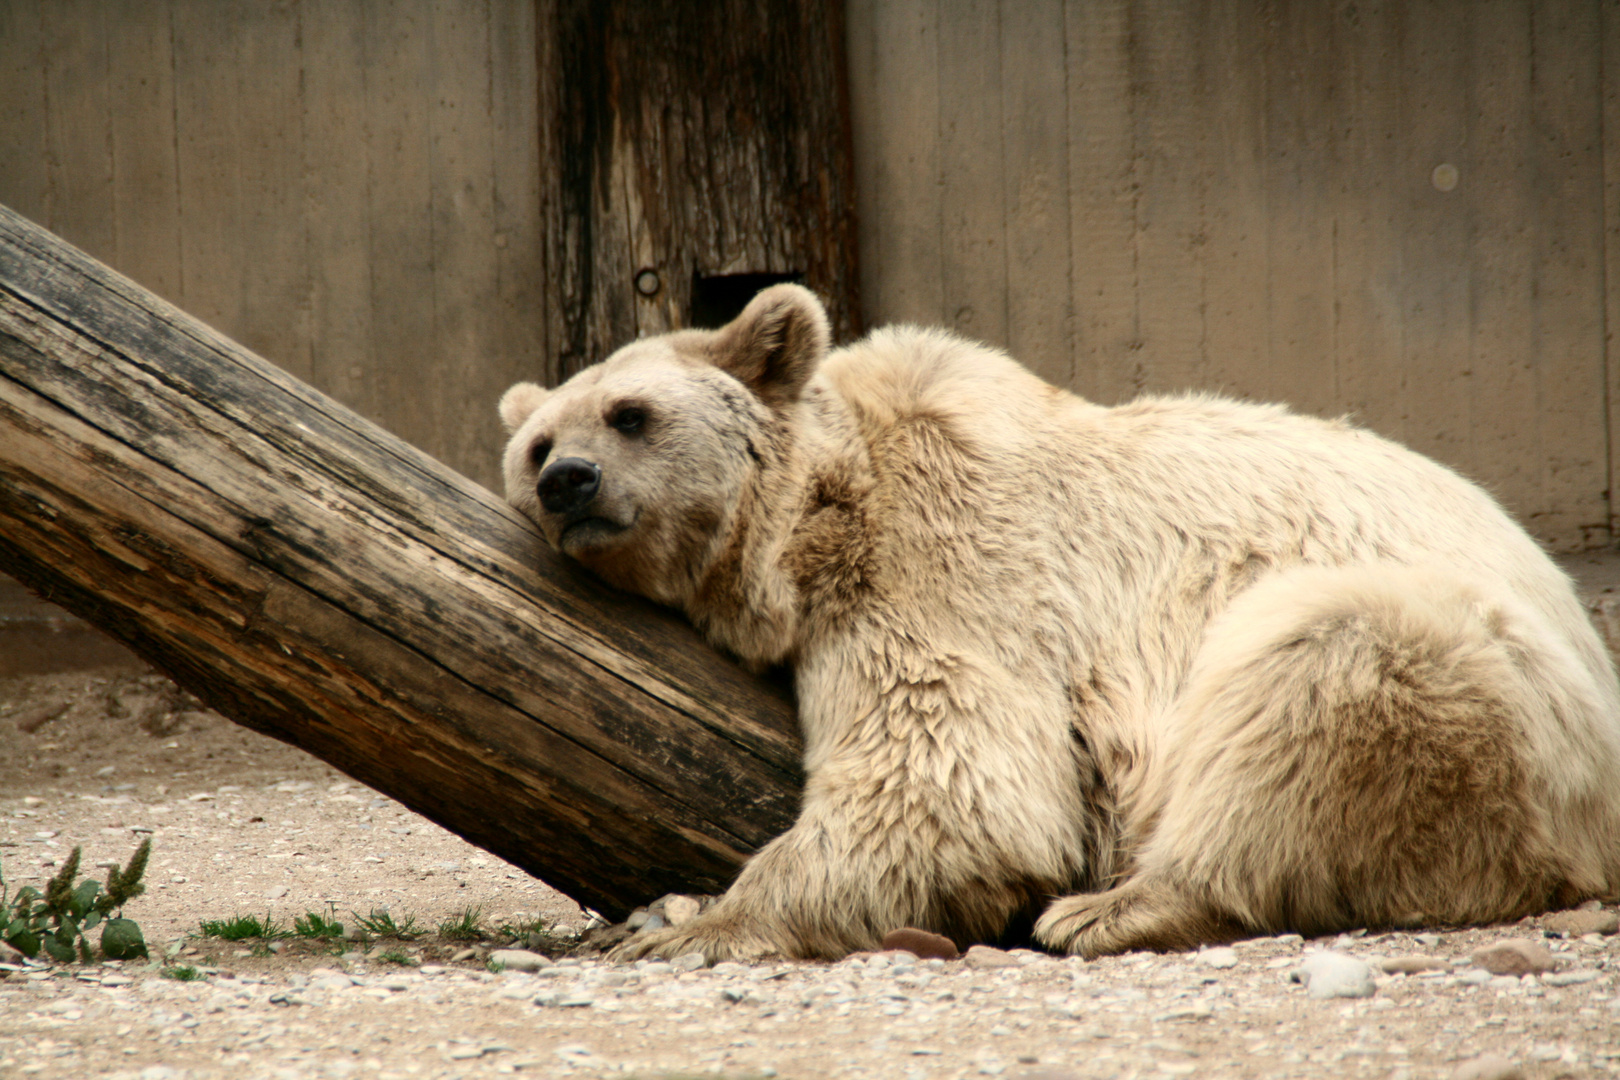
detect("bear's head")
(499, 284), (831, 607)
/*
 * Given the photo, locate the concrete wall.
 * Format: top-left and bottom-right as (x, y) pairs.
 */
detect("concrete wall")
(0, 0), (544, 493)
(3, 1), (1619, 552)
(846, 0), (1620, 551)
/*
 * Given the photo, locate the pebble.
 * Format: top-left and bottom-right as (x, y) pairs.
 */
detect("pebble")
(265, 885), (289, 899)
(1289, 952), (1376, 999)
(881, 927), (960, 960)
(1541, 968), (1601, 987)
(489, 949), (552, 973)
(1541, 908), (1619, 936)
(671, 952), (707, 972)
(1471, 940), (1555, 977)
(1378, 956), (1450, 975)
(1198, 946), (1238, 969)
(963, 945), (1020, 969)
(664, 895), (702, 927)
(1451, 1053), (1524, 1080)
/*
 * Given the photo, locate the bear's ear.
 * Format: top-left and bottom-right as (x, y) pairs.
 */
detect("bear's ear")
(498, 382), (551, 433)
(710, 284), (830, 409)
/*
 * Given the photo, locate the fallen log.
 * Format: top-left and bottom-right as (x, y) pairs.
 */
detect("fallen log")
(0, 203), (803, 920)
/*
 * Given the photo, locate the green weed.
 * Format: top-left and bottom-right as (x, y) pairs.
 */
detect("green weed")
(350, 908), (418, 939)
(437, 906), (485, 942)
(198, 913), (285, 941)
(293, 905), (344, 940)
(1, 839), (151, 963)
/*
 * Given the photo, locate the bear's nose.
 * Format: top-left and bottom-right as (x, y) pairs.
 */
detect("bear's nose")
(537, 457), (602, 515)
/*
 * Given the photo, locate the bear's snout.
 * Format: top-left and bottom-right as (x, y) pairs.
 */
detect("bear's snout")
(537, 457), (602, 515)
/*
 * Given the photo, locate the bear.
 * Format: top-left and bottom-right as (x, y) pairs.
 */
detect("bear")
(498, 283), (1620, 962)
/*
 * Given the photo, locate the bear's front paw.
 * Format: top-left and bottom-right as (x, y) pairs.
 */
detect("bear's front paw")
(607, 912), (784, 965)
(1035, 879), (1240, 957)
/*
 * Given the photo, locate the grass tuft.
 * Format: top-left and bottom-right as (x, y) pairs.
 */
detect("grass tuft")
(161, 964), (200, 981)
(350, 908), (418, 940)
(293, 907), (344, 940)
(437, 906), (485, 942)
(198, 913), (285, 941)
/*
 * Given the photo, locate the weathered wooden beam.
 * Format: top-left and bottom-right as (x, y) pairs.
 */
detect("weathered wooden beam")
(539, 0), (861, 384)
(0, 203), (803, 919)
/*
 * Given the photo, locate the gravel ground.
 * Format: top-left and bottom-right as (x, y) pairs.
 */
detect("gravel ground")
(2, 666), (1619, 1080)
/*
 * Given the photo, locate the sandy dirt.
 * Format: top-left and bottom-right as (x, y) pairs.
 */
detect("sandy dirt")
(1, 665), (1618, 1080)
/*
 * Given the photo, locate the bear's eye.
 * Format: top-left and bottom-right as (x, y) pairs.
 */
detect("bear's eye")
(529, 440), (553, 468)
(609, 405), (646, 434)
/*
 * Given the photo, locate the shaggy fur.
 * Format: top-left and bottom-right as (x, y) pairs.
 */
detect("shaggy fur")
(499, 285), (1620, 961)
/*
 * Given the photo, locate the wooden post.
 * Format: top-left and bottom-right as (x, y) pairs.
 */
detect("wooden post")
(539, 0), (862, 384)
(0, 203), (803, 920)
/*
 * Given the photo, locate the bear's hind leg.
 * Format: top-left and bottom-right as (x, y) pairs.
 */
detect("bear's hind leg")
(1037, 564), (1599, 957)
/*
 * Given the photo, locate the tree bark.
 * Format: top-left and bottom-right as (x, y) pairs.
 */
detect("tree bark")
(539, 0), (862, 385)
(0, 203), (803, 920)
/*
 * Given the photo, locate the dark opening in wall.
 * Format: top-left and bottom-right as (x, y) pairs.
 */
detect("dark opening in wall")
(690, 271), (804, 329)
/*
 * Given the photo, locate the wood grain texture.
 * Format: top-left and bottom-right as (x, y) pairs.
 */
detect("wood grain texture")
(540, 0), (862, 383)
(849, 0), (1618, 553)
(0, 205), (803, 918)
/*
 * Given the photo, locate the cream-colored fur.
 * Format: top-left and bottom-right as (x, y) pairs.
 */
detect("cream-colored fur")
(499, 285), (1620, 960)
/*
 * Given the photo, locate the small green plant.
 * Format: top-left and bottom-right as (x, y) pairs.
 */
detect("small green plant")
(0, 839), (151, 962)
(486, 956), (506, 974)
(437, 906), (485, 943)
(375, 949), (413, 965)
(161, 964), (200, 981)
(198, 913), (286, 941)
(351, 908), (418, 939)
(293, 905), (344, 940)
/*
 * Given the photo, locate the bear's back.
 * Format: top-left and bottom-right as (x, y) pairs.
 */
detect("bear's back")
(812, 326), (1608, 703)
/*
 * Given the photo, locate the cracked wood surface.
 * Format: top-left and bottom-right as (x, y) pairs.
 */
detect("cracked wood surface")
(0, 202), (803, 919)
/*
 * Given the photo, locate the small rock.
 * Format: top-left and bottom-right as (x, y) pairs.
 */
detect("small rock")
(1542, 968), (1601, 987)
(488, 950), (551, 973)
(1377, 956), (1449, 975)
(1289, 952), (1376, 999)
(341, 923), (366, 942)
(1472, 939), (1555, 977)
(1541, 909), (1619, 936)
(880, 928), (960, 961)
(964, 945), (1020, 969)
(1451, 1053), (1524, 1080)
(450, 948), (478, 963)
(670, 952), (707, 972)
(1153, 1003), (1214, 1022)
(0, 941), (23, 964)
(1199, 946), (1238, 969)
(1413, 933), (1442, 949)
(664, 895), (702, 927)
(265, 885), (288, 900)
